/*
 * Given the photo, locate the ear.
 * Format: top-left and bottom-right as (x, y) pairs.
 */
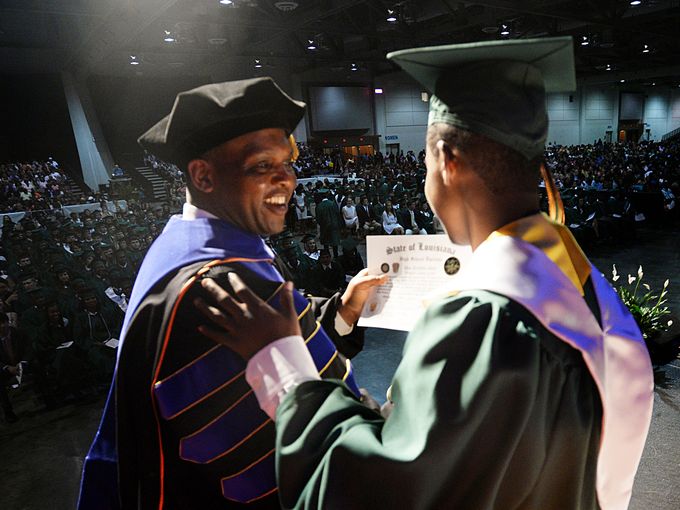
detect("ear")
(435, 139), (460, 187)
(186, 159), (216, 193)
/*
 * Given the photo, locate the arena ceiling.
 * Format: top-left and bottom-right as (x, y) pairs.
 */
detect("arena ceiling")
(1, 0), (679, 86)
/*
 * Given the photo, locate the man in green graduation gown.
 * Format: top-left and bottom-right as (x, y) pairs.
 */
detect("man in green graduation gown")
(198, 37), (654, 509)
(314, 192), (342, 257)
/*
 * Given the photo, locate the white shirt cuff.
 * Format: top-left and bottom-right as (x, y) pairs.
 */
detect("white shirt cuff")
(245, 335), (320, 420)
(334, 311), (354, 336)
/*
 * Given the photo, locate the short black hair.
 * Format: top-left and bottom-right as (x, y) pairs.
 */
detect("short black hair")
(427, 123), (542, 194)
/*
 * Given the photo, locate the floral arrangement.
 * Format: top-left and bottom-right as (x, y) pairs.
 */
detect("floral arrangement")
(612, 264), (672, 340)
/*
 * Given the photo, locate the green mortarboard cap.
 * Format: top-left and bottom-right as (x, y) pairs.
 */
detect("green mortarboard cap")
(138, 77), (306, 167)
(387, 37), (575, 160)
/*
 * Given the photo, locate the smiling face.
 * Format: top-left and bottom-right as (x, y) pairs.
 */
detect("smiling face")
(189, 128), (296, 236)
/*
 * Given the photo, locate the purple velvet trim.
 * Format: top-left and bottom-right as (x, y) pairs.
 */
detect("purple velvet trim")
(221, 451), (276, 503)
(179, 393), (267, 464)
(154, 347), (245, 420)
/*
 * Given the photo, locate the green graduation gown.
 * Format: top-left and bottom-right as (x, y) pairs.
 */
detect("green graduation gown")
(315, 199), (342, 247)
(271, 214), (653, 510)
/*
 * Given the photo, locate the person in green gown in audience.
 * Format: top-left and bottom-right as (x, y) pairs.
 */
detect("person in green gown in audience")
(197, 38), (654, 510)
(33, 301), (94, 405)
(73, 287), (123, 382)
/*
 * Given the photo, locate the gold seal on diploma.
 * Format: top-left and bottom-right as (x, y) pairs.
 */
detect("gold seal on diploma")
(444, 256), (460, 275)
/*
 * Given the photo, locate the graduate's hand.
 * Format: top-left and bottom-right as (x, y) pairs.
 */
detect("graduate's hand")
(380, 400), (395, 419)
(194, 273), (301, 360)
(338, 269), (388, 325)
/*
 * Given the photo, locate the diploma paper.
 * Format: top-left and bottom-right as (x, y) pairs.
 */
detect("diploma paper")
(358, 235), (472, 331)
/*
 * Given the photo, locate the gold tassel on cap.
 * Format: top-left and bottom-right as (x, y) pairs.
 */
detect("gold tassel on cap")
(289, 134), (299, 162)
(541, 164), (565, 225)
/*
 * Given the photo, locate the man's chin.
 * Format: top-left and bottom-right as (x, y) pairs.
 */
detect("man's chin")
(261, 221), (287, 237)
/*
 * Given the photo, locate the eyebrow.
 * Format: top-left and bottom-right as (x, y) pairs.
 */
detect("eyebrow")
(241, 141), (294, 161)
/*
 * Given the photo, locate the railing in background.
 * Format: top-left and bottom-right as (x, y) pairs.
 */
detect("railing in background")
(0, 200), (128, 223)
(661, 126), (680, 141)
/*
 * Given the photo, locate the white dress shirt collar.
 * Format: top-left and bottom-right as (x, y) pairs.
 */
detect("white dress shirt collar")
(182, 202), (220, 221)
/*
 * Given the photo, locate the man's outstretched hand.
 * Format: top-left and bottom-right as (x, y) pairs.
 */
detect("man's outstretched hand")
(338, 269), (388, 325)
(194, 273), (301, 360)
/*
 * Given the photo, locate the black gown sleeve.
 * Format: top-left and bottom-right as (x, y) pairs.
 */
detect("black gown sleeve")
(274, 254), (364, 359)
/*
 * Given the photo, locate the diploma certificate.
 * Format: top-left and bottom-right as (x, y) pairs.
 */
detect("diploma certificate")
(358, 235), (472, 331)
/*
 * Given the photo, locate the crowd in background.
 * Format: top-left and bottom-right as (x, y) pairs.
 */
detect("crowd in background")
(0, 200), (172, 422)
(0, 159), (79, 213)
(1, 138), (678, 423)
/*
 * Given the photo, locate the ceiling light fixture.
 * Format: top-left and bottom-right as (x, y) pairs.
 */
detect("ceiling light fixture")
(350, 63), (358, 71)
(386, 9), (397, 22)
(374, 88), (384, 94)
(130, 55), (139, 65)
(620, 79), (625, 83)
(500, 24), (510, 36)
(581, 35), (589, 46)
(219, 0), (233, 5)
(642, 44), (650, 53)
(307, 39), (317, 50)
(630, 0), (641, 5)
(163, 30), (175, 43)
(274, 1), (299, 11)
(254, 59), (262, 68)
(606, 64), (612, 71)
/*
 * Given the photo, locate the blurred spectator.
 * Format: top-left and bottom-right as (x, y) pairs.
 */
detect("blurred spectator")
(399, 200), (427, 235)
(356, 196), (382, 234)
(337, 238), (364, 279)
(302, 235), (321, 262)
(309, 249), (345, 297)
(72, 287), (123, 384)
(342, 197), (360, 235)
(382, 200), (404, 235)
(1, 313), (28, 422)
(316, 192), (343, 256)
(111, 164), (125, 178)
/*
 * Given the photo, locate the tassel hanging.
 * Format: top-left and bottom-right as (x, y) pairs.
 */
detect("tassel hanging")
(541, 164), (565, 224)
